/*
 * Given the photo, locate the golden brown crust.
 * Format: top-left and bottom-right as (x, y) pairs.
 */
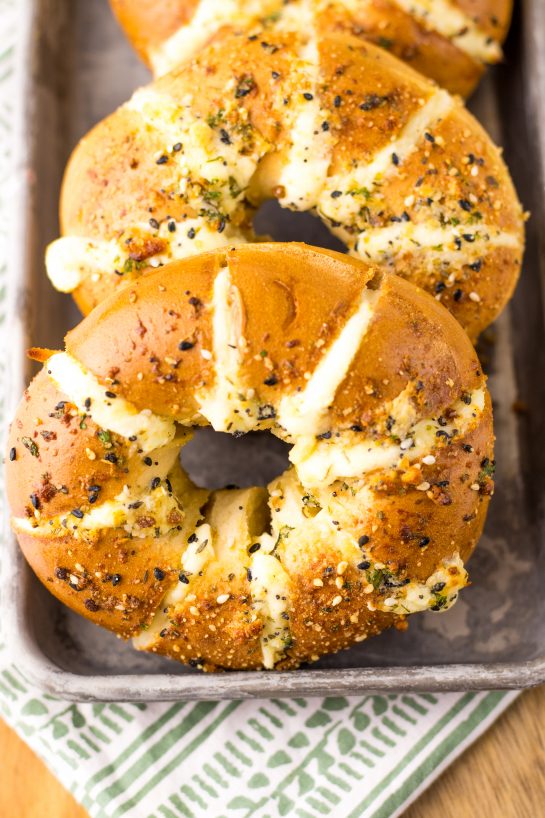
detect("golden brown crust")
(109, 0), (513, 97)
(53, 29), (524, 340)
(8, 245), (494, 671)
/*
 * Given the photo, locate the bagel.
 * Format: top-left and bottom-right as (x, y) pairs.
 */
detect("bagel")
(46, 29), (524, 340)
(109, 0), (512, 97)
(8, 244), (494, 671)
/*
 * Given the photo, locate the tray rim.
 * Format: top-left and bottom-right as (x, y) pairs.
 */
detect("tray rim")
(5, 0), (545, 701)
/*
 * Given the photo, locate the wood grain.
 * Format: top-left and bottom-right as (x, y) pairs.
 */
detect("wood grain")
(0, 687), (544, 817)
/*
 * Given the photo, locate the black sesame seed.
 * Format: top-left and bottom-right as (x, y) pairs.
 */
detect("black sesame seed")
(248, 543), (261, 554)
(334, 95), (342, 107)
(303, 92), (314, 100)
(469, 259), (482, 272)
(463, 444), (474, 453)
(55, 567), (68, 581)
(153, 567), (165, 581)
(271, 71), (280, 79)
(330, 190), (342, 198)
(84, 397), (92, 410)
(179, 340), (194, 351)
(419, 537), (430, 547)
(463, 233), (475, 243)
(151, 477), (161, 490)
(173, 142), (182, 152)
(358, 535), (370, 547)
(71, 508), (84, 518)
(247, 568), (252, 582)
(318, 431), (332, 440)
(187, 533), (198, 543)
(432, 582), (446, 593)
(321, 121), (329, 131)
(357, 561), (371, 570)
(178, 572), (189, 584)
(453, 289), (463, 301)
(85, 599), (99, 612)
(435, 282), (446, 293)
(167, 220), (176, 232)
(424, 132), (435, 143)
(9, 447), (16, 461)
(351, 424), (362, 432)
(159, 628), (168, 638)
(104, 453), (118, 464)
(391, 152), (399, 166)
(187, 227), (196, 239)
(219, 128), (231, 144)
(461, 392), (472, 405)
(264, 375), (278, 386)
(105, 391), (117, 399)
(156, 154), (168, 165)
(149, 218), (160, 229)
(112, 574), (122, 586)
(459, 199), (472, 212)
(143, 456), (153, 466)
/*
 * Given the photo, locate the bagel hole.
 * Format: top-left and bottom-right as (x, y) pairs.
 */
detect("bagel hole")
(181, 427), (291, 491)
(253, 199), (346, 251)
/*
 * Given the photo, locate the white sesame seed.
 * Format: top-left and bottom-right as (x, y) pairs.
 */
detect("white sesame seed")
(331, 595), (342, 606)
(201, 349), (212, 360)
(216, 593), (230, 604)
(384, 597), (397, 607)
(469, 291), (481, 303)
(400, 438), (414, 450)
(417, 481), (431, 491)
(189, 606), (199, 616)
(355, 634), (368, 642)
(313, 578), (323, 587)
(470, 483), (481, 491)
(335, 577), (344, 589)
(337, 561), (348, 575)
(422, 455), (436, 466)
(85, 448), (96, 460)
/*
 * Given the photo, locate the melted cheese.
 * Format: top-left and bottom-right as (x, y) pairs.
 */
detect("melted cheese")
(279, 287), (380, 437)
(149, 0), (281, 76)
(45, 236), (123, 293)
(46, 352), (176, 453)
(353, 222), (521, 264)
(196, 266), (257, 432)
(291, 387), (486, 486)
(319, 90), (453, 224)
(392, 0), (502, 63)
(375, 553), (467, 615)
(278, 21), (333, 210)
(250, 552), (292, 668)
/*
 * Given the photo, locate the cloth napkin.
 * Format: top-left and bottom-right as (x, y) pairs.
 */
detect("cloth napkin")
(0, 2), (516, 816)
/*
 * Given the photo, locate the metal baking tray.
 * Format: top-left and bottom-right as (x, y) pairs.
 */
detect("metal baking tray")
(5, 0), (545, 701)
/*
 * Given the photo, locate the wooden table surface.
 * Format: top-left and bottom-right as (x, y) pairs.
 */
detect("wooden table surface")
(1, 686), (544, 817)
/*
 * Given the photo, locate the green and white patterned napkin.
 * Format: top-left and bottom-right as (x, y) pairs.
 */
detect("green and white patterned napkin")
(0, 2), (516, 816)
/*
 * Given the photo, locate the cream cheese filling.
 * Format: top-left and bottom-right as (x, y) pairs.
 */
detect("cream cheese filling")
(279, 287), (380, 437)
(392, 0), (503, 63)
(352, 222), (521, 265)
(277, 12), (334, 211)
(319, 90), (454, 224)
(291, 387), (486, 486)
(195, 265), (258, 432)
(46, 352), (176, 453)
